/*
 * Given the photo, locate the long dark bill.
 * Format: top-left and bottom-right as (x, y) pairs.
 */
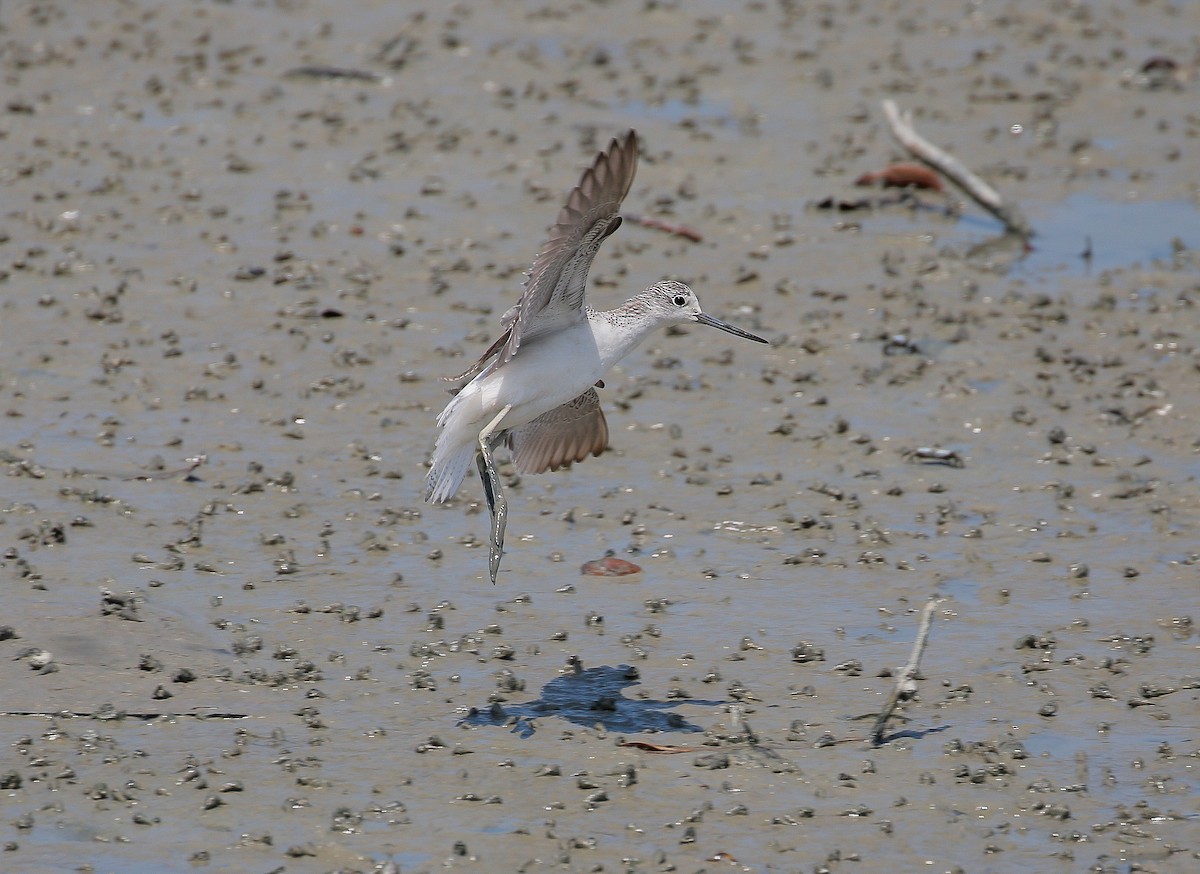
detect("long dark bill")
(694, 312), (768, 343)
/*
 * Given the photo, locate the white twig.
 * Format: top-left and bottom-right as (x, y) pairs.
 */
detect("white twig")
(881, 99), (1033, 239)
(871, 598), (939, 745)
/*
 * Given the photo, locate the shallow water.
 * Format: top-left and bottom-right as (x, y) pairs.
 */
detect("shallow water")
(1014, 194), (1197, 277)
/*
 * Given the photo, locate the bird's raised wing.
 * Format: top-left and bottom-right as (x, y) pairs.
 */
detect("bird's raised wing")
(441, 131), (638, 388)
(499, 130), (638, 366)
(506, 388), (609, 474)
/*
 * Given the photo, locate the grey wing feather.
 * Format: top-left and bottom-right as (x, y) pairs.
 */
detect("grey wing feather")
(441, 300), (524, 389)
(498, 130), (639, 367)
(442, 325), (511, 391)
(507, 388), (609, 474)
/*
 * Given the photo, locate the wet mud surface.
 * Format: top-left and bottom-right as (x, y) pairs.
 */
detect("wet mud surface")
(1, 1), (1198, 872)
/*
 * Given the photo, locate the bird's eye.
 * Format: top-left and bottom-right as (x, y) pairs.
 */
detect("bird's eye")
(673, 294), (687, 307)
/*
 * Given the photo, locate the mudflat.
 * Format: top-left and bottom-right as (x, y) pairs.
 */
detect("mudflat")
(1, 2), (1197, 872)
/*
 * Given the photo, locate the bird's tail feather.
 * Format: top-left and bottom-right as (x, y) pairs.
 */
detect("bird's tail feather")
(425, 439), (475, 504)
(427, 377), (489, 503)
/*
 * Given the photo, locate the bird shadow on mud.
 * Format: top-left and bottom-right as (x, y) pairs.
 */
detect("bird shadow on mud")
(460, 663), (724, 738)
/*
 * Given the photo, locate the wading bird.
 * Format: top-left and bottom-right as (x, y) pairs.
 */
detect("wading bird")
(425, 131), (767, 583)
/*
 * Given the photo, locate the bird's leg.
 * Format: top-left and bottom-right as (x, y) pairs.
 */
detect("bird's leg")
(475, 446), (504, 584)
(477, 405), (512, 585)
(476, 451), (496, 517)
(475, 440), (506, 583)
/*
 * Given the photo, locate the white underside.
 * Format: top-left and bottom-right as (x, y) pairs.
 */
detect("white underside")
(425, 313), (645, 503)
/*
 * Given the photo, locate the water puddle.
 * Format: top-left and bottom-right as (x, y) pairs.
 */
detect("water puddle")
(959, 193), (1198, 278)
(859, 193), (1197, 281)
(1015, 194), (1197, 277)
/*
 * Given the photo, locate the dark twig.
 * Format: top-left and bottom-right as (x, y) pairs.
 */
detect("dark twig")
(0, 709), (249, 719)
(871, 598), (939, 746)
(623, 213), (704, 243)
(881, 100), (1033, 239)
(284, 65), (384, 83)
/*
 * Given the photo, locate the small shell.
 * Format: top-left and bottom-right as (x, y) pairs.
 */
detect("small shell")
(580, 556), (642, 576)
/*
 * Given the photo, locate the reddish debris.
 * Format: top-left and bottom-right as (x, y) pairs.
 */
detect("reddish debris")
(855, 162), (943, 191)
(623, 213), (704, 243)
(580, 556), (643, 577)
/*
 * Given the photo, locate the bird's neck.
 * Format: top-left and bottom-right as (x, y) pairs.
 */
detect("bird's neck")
(588, 303), (662, 371)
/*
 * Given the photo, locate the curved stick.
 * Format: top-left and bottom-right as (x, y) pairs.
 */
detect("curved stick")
(881, 100), (1033, 239)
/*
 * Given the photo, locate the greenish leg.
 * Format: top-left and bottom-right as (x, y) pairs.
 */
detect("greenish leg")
(477, 405), (511, 585)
